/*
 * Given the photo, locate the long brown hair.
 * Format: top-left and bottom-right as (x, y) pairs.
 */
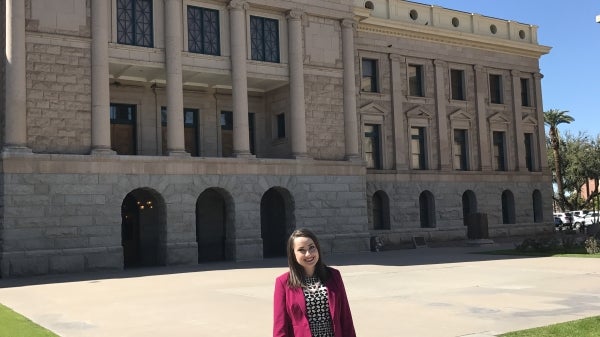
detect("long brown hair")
(286, 228), (330, 288)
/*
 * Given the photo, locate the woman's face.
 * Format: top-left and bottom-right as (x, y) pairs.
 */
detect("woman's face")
(293, 236), (319, 276)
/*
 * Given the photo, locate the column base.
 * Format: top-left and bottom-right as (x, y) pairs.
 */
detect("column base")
(291, 153), (312, 160)
(233, 152), (256, 159)
(168, 150), (191, 157)
(2, 146), (32, 155)
(90, 147), (116, 156)
(344, 154), (363, 162)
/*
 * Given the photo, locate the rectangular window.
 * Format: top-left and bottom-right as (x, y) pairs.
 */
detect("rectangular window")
(453, 129), (468, 170)
(489, 74), (503, 104)
(361, 59), (378, 92)
(450, 69), (465, 100)
(493, 131), (506, 171)
(276, 113), (285, 139)
(364, 124), (381, 169)
(187, 6), (220, 55)
(411, 127), (426, 169)
(409, 64), (424, 97)
(250, 16), (279, 63)
(117, 0), (153, 47)
(520, 78), (531, 107)
(524, 133), (534, 171)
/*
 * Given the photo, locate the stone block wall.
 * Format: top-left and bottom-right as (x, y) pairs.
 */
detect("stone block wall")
(0, 154), (370, 277)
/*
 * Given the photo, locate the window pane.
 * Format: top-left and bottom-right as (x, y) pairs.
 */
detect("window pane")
(489, 74), (502, 104)
(250, 16), (279, 63)
(493, 131), (506, 171)
(451, 69), (465, 100)
(117, 0), (153, 47)
(520, 78), (530, 107)
(453, 129), (467, 170)
(411, 127), (425, 169)
(361, 59), (377, 92)
(364, 124), (381, 169)
(524, 133), (534, 171)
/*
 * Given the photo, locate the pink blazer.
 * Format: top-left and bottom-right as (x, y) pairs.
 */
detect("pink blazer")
(273, 267), (356, 337)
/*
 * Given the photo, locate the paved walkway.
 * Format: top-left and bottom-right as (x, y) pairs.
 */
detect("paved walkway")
(1, 243), (600, 337)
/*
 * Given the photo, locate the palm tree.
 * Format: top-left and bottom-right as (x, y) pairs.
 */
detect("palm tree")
(544, 109), (574, 210)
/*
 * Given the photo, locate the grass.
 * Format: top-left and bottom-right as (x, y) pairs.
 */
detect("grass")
(0, 303), (59, 337)
(499, 316), (600, 336)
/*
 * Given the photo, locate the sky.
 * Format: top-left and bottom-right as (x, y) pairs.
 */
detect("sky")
(423, 0), (600, 137)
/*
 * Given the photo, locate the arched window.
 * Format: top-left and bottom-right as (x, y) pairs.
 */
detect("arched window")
(372, 190), (390, 230)
(419, 190), (436, 228)
(462, 190), (477, 225)
(532, 190), (543, 223)
(502, 190), (516, 224)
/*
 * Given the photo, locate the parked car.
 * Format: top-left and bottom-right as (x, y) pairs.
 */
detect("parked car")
(554, 212), (573, 230)
(554, 216), (563, 231)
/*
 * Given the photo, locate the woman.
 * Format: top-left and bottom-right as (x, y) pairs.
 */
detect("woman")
(273, 228), (356, 337)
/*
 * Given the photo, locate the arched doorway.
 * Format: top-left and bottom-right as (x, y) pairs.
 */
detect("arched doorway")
(372, 190), (390, 230)
(532, 190), (543, 223)
(121, 188), (165, 268)
(196, 188), (230, 262)
(462, 190), (478, 226)
(261, 187), (295, 258)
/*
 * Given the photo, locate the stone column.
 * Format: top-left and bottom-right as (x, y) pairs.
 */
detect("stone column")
(474, 65), (491, 171)
(434, 60), (450, 170)
(228, 0), (253, 157)
(341, 19), (360, 161)
(511, 70), (526, 171)
(533, 73), (548, 172)
(164, 0), (188, 156)
(91, 0), (115, 155)
(3, 0), (30, 153)
(390, 54), (407, 170)
(287, 9), (309, 159)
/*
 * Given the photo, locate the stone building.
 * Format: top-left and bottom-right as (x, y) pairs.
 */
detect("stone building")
(0, 0), (552, 277)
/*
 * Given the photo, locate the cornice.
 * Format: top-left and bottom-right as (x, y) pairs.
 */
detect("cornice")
(356, 18), (551, 59)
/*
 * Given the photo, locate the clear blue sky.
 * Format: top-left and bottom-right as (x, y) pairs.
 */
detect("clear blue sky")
(426, 1), (600, 137)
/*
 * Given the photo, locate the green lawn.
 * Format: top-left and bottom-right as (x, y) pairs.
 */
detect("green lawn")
(499, 316), (600, 337)
(0, 303), (59, 337)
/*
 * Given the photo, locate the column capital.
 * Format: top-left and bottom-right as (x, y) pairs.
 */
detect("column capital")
(533, 72), (543, 79)
(286, 9), (304, 21)
(389, 54), (405, 62)
(510, 69), (521, 77)
(473, 64), (485, 72)
(228, 0), (249, 11)
(433, 59), (446, 68)
(341, 18), (357, 29)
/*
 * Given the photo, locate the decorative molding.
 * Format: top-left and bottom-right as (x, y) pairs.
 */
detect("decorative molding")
(286, 9), (304, 21)
(360, 102), (389, 114)
(449, 108), (472, 121)
(488, 112), (509, 124)
(405, 106), (433, 120)
(522, 115), (538, 126)
(341, 18), (357, 29)
(228, 0), (249, 11)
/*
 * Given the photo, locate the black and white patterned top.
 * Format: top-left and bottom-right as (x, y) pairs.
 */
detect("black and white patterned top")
(302, 275), (334, 337)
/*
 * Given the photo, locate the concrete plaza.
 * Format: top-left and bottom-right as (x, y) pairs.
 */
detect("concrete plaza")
(1, 243), (599, 337)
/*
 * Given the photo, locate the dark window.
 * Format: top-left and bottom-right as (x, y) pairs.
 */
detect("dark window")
(419, 191), (436, 228)
(408, 64), (424, 97)
(249, 113), (255, 155)
(492, 131), (506, 171)
(520, 78), (531, 107)
(364, 124), (381, 169)
(117, 0), (153, 47)
(411, 127), (426, 169)
(453, 129), (468, 170)
(220, 111), (233, 130)
(502, 190), (516, 224)
(276, 113), (285, 139)
(250, 16), (279, 63)
(462, 190), (477, 226)
(524, 133), (534, 172)
(187, 6), (220, 55)
(450, 69), (465, 100)
(489, 74), (503, 104)
(361, 59), (378, 92)
(372, 191), (390, 230)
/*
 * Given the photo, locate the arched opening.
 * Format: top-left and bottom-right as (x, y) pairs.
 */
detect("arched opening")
(502, 190), (516, 224)
(532, 190), (543, 223)
(196, 188), (232, 262)
(364, 1), (374, 10)
(419, 190), (436, 228)
(121, 188), (166, 268)
(261, 187), (295, 258)
(372, 190), (390, 230)
(462, 190), (478, 226)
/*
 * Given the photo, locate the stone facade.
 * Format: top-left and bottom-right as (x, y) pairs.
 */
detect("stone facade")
(0, 0), (552, 277)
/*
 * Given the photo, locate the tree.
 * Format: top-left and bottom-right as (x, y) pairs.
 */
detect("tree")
(544, 109), (574, 210)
